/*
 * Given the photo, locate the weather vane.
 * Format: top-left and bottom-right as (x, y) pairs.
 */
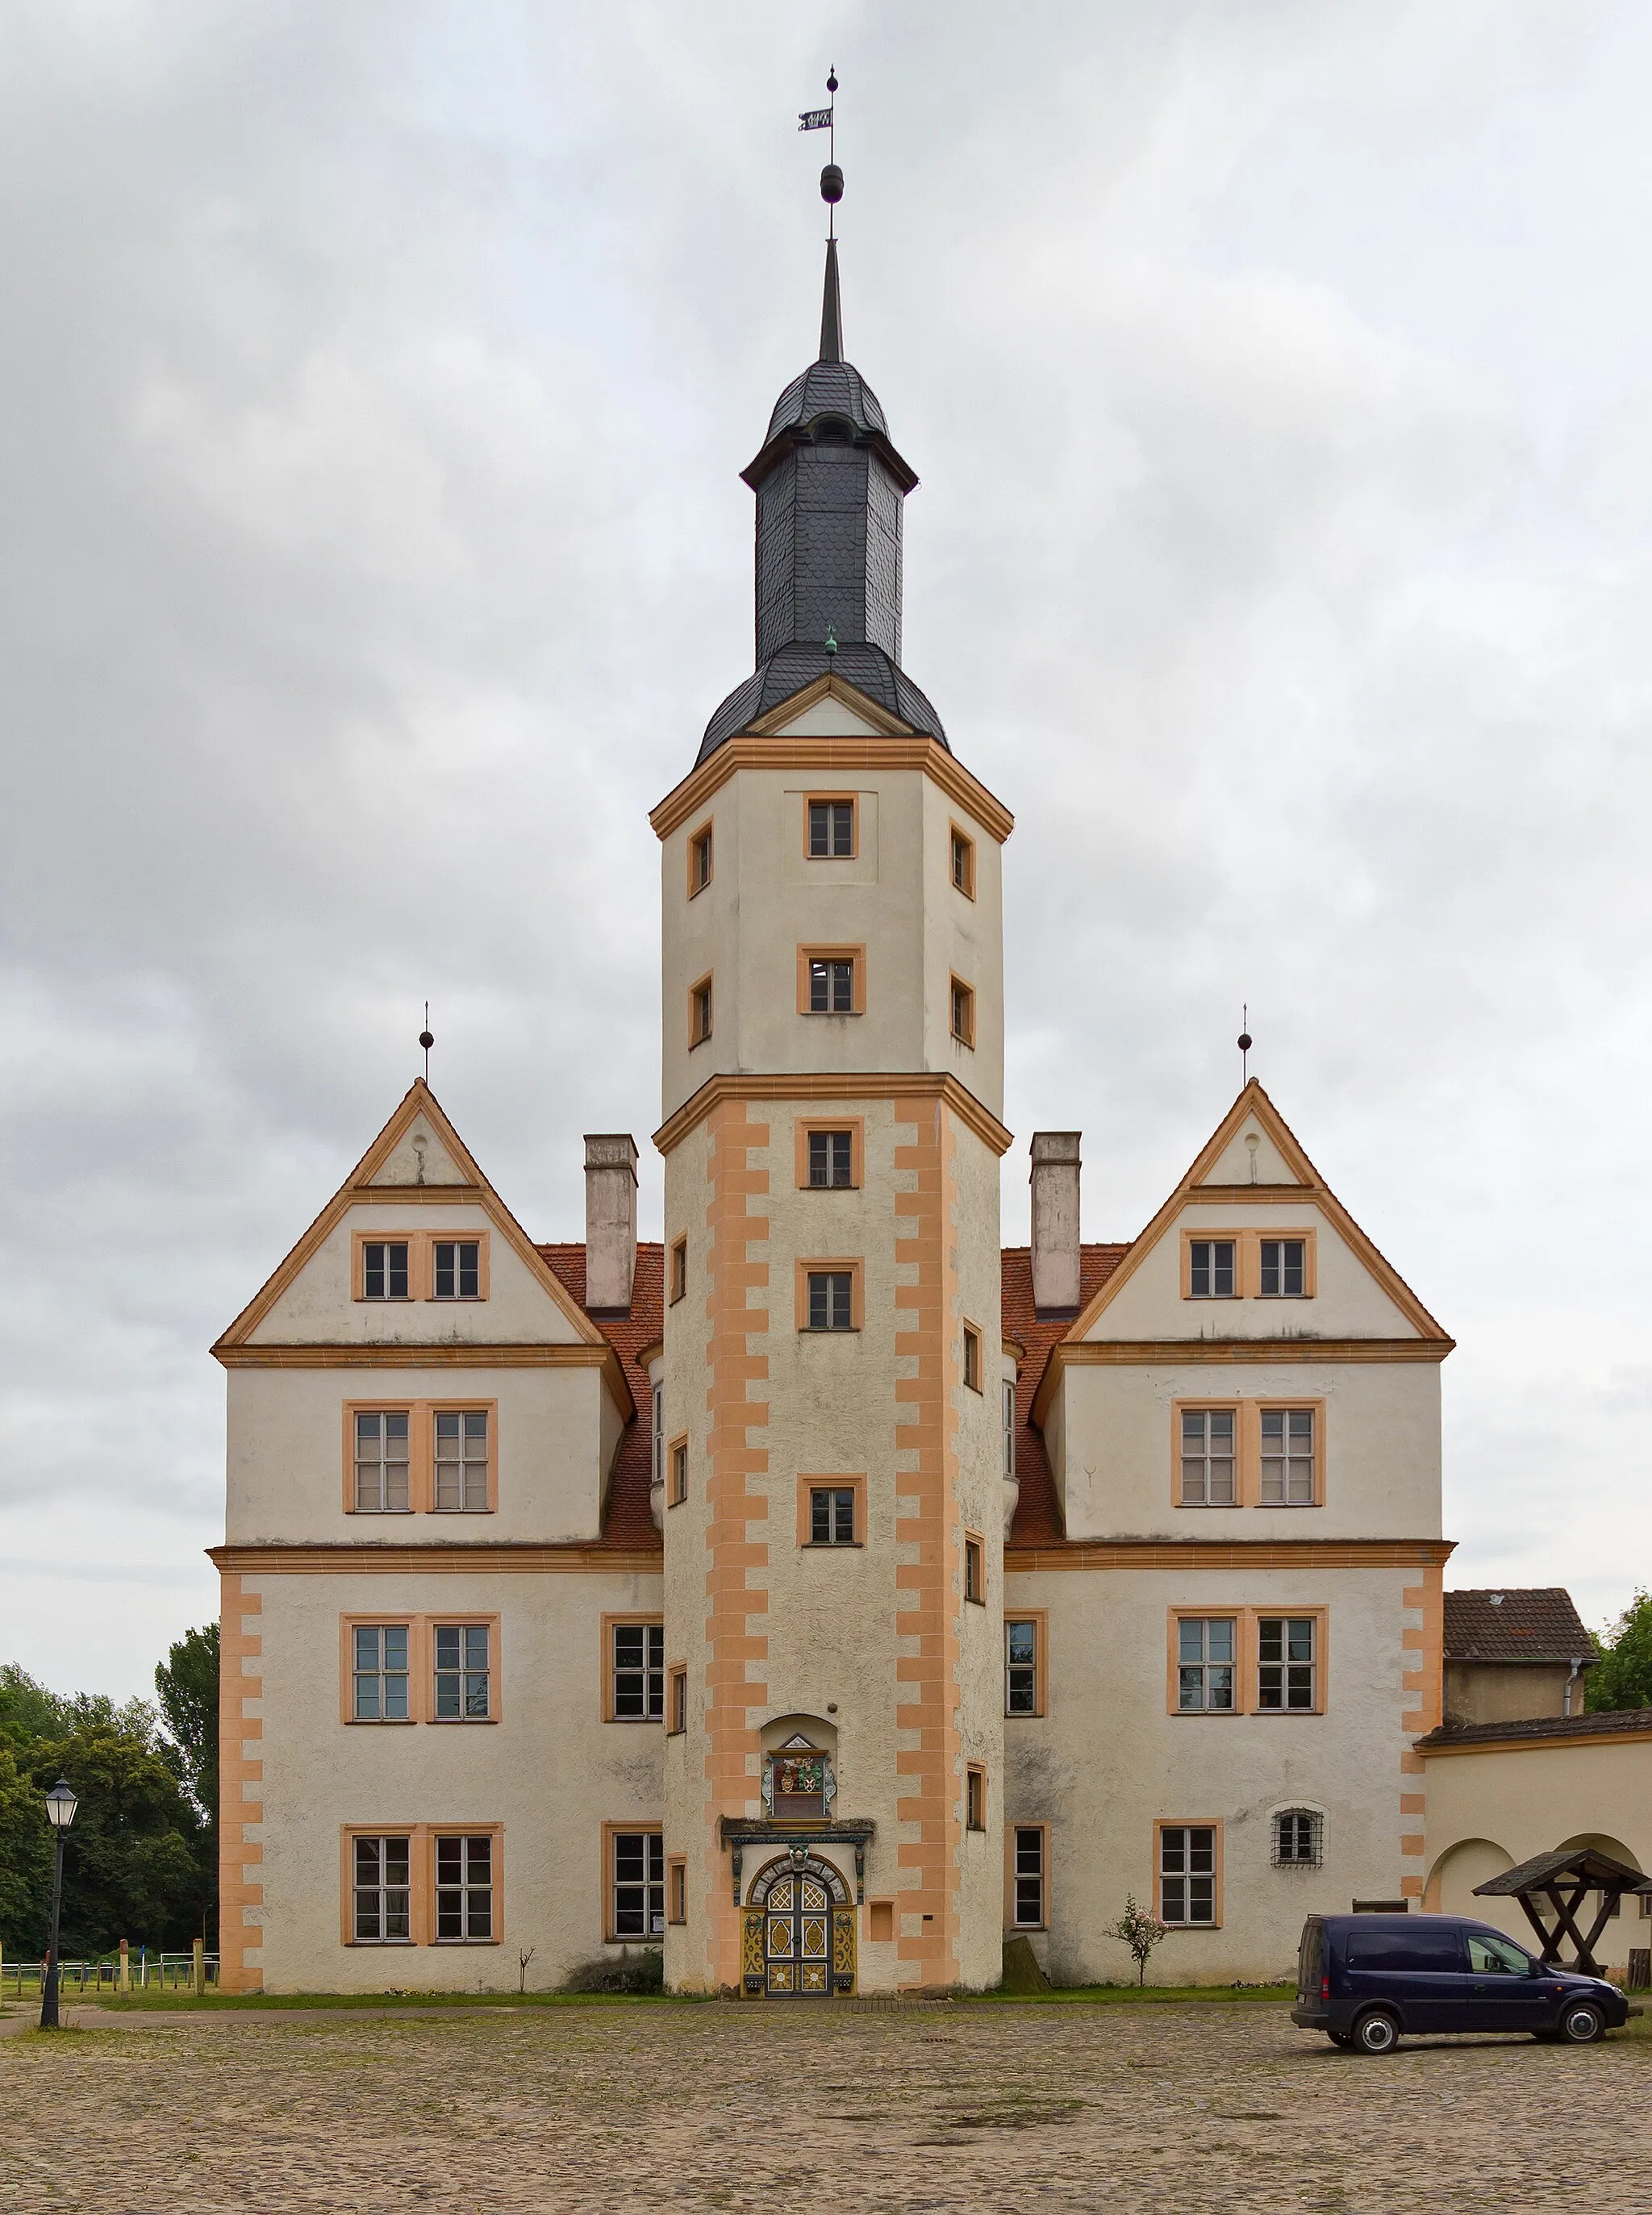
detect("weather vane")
(419, 1001), (435, 1083)
(799, 68), (841, 239)
(1237, 1004), (1252, 1084)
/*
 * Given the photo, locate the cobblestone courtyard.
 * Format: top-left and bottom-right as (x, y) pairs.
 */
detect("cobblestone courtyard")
(2, 1999), (1647, 2213)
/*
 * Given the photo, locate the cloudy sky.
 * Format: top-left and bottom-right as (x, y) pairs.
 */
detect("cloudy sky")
(5, 1), (1652, 1697)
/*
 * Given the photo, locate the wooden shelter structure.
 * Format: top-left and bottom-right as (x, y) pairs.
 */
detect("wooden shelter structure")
(1474, 1846), (1648, 1975)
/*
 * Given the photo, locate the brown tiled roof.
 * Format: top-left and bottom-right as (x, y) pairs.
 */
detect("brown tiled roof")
(1416, 1708), (1652, 1750)
(1001, 1243), (1131, 1545)
(538, 1242), (664, 1552)
(1443, 1588), (1598, 1665)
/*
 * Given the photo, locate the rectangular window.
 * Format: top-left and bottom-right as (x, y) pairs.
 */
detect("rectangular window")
(361, 1241), (410, 1301)
(611, 1621), (664, 1721)
(612, 1830), (665, 1938)
(1259, 1239), (1306, 1298)
(1012, 1826), (1045, 1927)
(950, 825), (976, 899)
(670, 1666), (687, 1735)
(353, 1835), (411, 1942)
(1258, 1617), (1317, 1711)
(807, 956), (856, 1013)
(689, 822), (713, 896)
(433, 1411), (490, 1512)
(807, 1130), (854, 1188)
(669, 1858), (686, 1925)
(809, 1485), (857, 1545)
(807, 798), (855, 857)
(1176, 1617), (1236, 1712)
(354, 1412), (411, 1513)
(434, 1834), (493, 1942)
(1005, 1618), (1041, 1716)
(1187, 1240), (1235, 1299)
(964, 1533), (985, 1604)
(433, 1624), (490, 1720)
(1160, 1825), (1217, 1925)
(1274, 1810), (1321, 1867)
(353, 1625), (410, 1721)
(1260, 1409), (1316, 1505)
(651, 1382), (663, 1496)
(432, 1241), (480, 1299)
(1179, 1409), (1236, 1507)
(1002, 1378), (1017, 1485)
(670, 1438), (688, 1507)
(806, 1270), (854, 1331)
(962, 1323), (982, 1393)
(690, 976), (713, 1046)
(670, 1237), (687, 1303)
(949, 975), (975, 1047)
(966, 1765), (987, 1831)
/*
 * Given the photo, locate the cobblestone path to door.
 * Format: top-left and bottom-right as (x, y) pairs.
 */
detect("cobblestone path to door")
(1, 1998), (1647, 2212)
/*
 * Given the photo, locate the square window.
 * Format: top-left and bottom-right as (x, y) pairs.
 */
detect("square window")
(353, 1412), (411, 1513)
(950, 827), (976, 899)
(807, 957), (856, 1013)
(612, 1830), (665, 1938)
(432, 1241), (480, 1300)
(670, 1439), (688, 1506)
(670, 1237), (687, 1304)
(966, 1766), (987, 1831)
(434, 1833), (493, 1942)
(1005, 1618), (1041, 1716)
(1179, 1409), (1236, 1508)
(690, 977), (713, 1047)
(962, 1323), (982, 1393)
(434, 1410), (490, 1512)
(433, 1624), (490, 1720)
(362, 1241), (409, 1301)
(690, 824), (713, 896)
(611, 1621), (664, 1721)
(809, 1486), (857, 1545)
(1258, 1616), (1317, 1711)
(807, 1130), (854, 1188)
(1259, 1239), (1306, 1297)
(949, 976), (975, 1047)
(806, 1270), (854, 1331)
(807, 799), (855, 857)
(1176, 1617), (1236, 1712)
(1160, 1825), (1217, 1925)
(1012, 1826), (1045, 1927)
(1260, 1408), (1316, 1505)
(353, 1835), (411, 1942)
(1188, 1240), (1235, 1299)
(353, 1624), (409, 1721)
(964, 1533), (985, 1605)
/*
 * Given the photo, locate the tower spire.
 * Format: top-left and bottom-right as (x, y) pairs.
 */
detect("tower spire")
(819, 237), (842, 364)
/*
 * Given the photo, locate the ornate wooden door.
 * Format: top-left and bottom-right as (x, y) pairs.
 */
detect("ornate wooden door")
(761, 1868), (833, 1996)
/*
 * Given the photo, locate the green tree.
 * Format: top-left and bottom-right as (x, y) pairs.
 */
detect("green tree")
(0, 1739), (52, 1945)
(156, 1624), (219, 1828)
(1588, 1590), (1652, 1712)
(0, 1663), (73, 1747)
(1108, 1893), (1170, 1986)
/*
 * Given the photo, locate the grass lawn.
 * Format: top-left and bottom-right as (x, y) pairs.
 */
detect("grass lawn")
(3, 1979), (1298, 2014)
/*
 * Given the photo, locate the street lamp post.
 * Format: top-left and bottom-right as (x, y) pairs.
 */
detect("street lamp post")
(40, 1778), (78, 2031)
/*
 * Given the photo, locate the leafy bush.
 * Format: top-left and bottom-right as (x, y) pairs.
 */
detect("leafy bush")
(1589, 1591), (1652, 1712)
(562, 1949), (665, 1994)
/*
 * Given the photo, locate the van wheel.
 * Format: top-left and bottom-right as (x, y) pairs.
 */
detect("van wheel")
(1327, 2030), (1355, 2050)
(1351, 2009), (1400, 2054)
(1559, 2002), (1604, 2045)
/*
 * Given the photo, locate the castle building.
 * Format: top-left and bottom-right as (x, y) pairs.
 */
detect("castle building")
(212, 224), (1462, 1996)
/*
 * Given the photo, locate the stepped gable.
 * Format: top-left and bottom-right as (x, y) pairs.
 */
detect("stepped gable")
(1444, 1587), (1599, 1662)
(1001, 1241), (1129, 1545)
(539, 1240), (664, 1550)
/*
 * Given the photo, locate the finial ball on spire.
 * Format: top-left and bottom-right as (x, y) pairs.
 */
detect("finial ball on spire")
(820, 164), (843, 205)
(826, 68), (837, 94)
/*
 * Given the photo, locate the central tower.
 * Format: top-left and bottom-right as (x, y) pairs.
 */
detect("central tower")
(651, 166), (1014, 1994)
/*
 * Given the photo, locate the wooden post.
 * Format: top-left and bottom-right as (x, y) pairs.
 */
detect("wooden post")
(119, 1939), (129, 1994)
(191, 1938), (204, 1996)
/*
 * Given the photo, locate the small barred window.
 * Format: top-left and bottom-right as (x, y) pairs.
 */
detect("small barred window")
(1273, 1808), (1322, 1867)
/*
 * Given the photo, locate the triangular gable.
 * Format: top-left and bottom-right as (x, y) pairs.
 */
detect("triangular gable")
(214, 1079), (609, 1358)
(745, 673), (915, 741)
(1063, 1080), (1450, 1344)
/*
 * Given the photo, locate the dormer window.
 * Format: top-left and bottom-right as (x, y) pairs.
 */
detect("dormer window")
(811, 415), (855, 445)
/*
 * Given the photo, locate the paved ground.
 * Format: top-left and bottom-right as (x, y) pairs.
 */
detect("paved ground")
(1, 1998), (1646, 2213)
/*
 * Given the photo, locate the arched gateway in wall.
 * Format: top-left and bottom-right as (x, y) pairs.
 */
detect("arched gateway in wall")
(741, 1852), (857, 1998)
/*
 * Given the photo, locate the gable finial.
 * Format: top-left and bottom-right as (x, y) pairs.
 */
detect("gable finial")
(800, 69), (844, 361)
(1237, 1005), (1252, 1085)
(419, 1001), (435, 1084)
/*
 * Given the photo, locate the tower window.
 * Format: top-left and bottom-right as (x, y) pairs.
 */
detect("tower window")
(803, 953), (858, 1014)
(950, 826), (976, 899)
(689, 975), (713, 1047)
(432, 1241), (480, 1300)
(807, 1130), (854, 1188)
(809, 1486), (857, 1545)
(966, 1764), (987, 1832)
(807, 798), (856, 857)
(949, 976), (975, 1048)
(964, 1533), (985, 1604)
(689, 821), (713, 897)
(670, 1668), (687, 1736)
(670, 1237), (687, 1304)
(805, 1270), (854, 1331)
(361, 1241), (409, 1301)
(1187, 1240), (1236, 1299)
(1006, 1617), (1042, 1717)
(610, 1621), (665, 1721)
(670, 1438), (688, 1506)
(962, 1322), (983, 1392)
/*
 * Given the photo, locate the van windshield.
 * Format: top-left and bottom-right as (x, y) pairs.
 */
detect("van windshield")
(1345, 1928), (1463, 1971)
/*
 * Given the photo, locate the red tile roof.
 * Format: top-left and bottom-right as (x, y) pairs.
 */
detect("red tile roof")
(1443, 1587), (1599, 1664)
(1416, 1708), (1649, 1750)
(1001, 1243), (1130, 1545)
(538, 1242), (664, 1551)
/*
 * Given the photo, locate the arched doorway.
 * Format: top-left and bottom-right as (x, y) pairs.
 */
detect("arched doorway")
(743, 1852), (855, 1997)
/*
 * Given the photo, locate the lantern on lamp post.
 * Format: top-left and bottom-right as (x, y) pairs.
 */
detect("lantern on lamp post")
(40, 1778), (78, 2030)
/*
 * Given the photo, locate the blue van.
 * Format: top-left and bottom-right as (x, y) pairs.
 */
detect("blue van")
(1292, 1913), (1629, 2053)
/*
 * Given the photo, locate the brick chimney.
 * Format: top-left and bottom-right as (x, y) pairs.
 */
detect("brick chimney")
(582, 1134), (639, 1312)
(1029, 1132), (1082, 1313)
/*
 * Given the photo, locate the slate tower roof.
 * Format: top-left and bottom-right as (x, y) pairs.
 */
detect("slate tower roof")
(698, 237), (946, 762)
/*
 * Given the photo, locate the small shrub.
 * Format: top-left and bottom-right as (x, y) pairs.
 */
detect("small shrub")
(562, 1949), (664, 1995)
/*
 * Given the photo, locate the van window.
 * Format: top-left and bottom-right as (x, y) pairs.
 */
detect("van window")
(1297, 1921), (1323, 1997)
(1466, 1932), (1535, 1976)
(1345, 1928), (1464, 1971)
